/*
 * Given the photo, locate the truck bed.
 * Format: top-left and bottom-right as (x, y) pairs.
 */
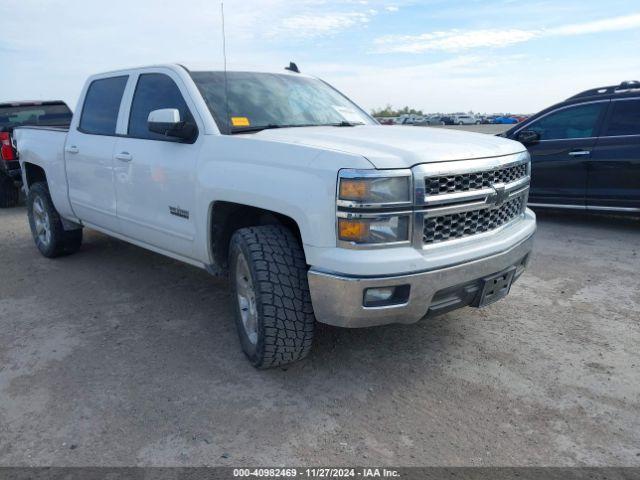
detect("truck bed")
(13, 125), (72, 218)
(14, 125), (70, 133)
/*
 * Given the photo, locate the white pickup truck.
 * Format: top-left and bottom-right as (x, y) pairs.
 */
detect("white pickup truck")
(15, 64), (536, 368)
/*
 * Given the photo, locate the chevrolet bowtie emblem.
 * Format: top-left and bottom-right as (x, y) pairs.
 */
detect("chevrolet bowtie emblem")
(490, 183), (509, 206)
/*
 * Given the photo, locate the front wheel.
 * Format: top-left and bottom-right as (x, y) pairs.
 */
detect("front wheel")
(229, 225), (315, 368)
(27, 182), (83, 258)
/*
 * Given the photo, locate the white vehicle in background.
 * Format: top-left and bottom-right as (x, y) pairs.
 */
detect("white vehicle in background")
(453, 114), (481, 125)
(15, 64), (535, 368)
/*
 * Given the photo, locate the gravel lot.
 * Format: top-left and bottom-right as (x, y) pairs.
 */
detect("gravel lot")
(1, 134), (639, 466)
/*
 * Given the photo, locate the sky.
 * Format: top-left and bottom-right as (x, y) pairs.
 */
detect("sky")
(2, 0), (639, 114)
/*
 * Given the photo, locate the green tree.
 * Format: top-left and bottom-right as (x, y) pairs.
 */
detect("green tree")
(371, 105), (424, 117)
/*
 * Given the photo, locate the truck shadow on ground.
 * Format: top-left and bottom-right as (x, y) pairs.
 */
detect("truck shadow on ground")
(58, 230), (471, 393)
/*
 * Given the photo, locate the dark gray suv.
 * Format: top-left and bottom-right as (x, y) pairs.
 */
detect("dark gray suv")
(503, 81), (640, 214)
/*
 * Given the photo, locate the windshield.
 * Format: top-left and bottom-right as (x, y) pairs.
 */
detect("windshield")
(190, 71), (375, 134)
(0, 103), (72, 131)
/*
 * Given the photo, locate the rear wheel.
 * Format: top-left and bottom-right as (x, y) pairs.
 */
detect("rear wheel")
(0, 173), (19, 208)
(27, 182), (82, 258)
(229, 225), (315, 368)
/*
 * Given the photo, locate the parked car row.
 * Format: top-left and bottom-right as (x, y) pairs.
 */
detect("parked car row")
(375, 113), (530, 126)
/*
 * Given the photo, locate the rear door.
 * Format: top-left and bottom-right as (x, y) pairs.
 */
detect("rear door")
(587, 97), (640, 211)
(65, 76), (129, 231)
(521, 101), (608, 207)
(113, 70), (201, 258)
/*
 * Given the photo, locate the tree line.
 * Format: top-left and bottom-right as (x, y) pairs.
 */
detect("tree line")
(370, 104), (424, 117)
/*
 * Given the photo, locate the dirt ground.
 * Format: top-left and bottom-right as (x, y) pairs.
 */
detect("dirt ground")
(0, 204), (639, 467)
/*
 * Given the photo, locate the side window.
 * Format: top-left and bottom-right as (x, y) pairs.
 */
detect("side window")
(527, 103), (606, 140)
(128, 73), (195, 141)
(79, 76), (128, 135)
(605, 99), (640, 136)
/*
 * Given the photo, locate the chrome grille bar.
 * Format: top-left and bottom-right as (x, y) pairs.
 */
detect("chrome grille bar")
(412, 152), (531, 248)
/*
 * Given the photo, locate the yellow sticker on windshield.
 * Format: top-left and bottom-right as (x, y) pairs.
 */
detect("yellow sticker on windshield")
(231, 116), (250, 127)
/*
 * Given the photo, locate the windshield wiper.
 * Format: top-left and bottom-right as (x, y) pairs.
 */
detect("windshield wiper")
(230, 121), (365, 134)
(230, 124), (285, 134)
(231, 123), (327, 134)
(327, 121), (364, 127)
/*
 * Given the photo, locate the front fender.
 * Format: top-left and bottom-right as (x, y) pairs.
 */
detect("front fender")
(193, 136), (374, 264)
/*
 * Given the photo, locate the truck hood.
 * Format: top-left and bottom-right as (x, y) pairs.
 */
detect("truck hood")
(253, 125), (526, 169)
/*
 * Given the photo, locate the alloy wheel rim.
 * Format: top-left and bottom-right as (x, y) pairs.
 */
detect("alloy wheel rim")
(33, 197), (51, 247)
(235, 253), (258, 345)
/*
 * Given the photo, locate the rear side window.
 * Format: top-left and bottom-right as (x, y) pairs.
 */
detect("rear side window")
(605, 99), (640, 136)
(128, 73), (194, 141)
(528, 103), (606, 140)
(79, 76), (128, 135)
(0, 103), (72, 130)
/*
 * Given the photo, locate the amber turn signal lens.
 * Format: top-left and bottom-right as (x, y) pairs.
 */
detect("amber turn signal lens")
(339, 179), (370, 201)
(338, 218), (370, 242)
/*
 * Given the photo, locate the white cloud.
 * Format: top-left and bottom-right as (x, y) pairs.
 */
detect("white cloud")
(385, 5), (399, 12)
(374, 29), (538, 53)
(549, 12), (640, 36)
(373, 12), (640, 53)
(274, 11), (375, 38)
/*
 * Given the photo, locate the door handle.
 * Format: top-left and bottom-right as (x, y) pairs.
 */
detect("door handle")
(568, 150), (591, 157)
(65, 145), (79, 154)
(114, 152), (133, 162)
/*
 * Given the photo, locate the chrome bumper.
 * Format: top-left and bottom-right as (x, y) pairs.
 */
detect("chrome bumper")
(307, 233), (534, 328)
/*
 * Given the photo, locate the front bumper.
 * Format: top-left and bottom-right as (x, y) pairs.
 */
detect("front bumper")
(307, 233), (534, 328)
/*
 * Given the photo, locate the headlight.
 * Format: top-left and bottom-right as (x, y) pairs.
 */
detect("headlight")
(338, 172), (411, 206)
(336, 169), (413, 248)
(338, 214), (410, 244)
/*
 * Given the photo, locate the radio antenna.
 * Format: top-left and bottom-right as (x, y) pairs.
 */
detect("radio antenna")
(221, 2), (230, 132)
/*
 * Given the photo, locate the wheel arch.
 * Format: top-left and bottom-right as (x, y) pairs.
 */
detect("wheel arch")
(208, 201), (304, 270)
(22, 162), (48, 190)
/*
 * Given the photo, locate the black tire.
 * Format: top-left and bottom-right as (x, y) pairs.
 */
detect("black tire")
(228, 225), (315, 368)
(0, 173), (19, 208)
(27, 182), (82, 258)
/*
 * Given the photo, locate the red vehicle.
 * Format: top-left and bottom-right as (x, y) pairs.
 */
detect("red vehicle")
(376, 117), (396, 125)
(0, 101), (72, 207)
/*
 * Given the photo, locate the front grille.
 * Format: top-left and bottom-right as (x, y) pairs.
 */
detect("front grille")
(425, 163), (527, 196)
(423, 195), (525, 244)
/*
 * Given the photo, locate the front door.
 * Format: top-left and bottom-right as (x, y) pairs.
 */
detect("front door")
(65, 76), (129, 231)
(113, 71), (201, 259)
(588, 98), (640, 210)
(522, 101), (608, 207)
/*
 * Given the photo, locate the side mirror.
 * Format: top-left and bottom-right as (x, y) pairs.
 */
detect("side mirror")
(517, 130), (540, 145)
(148, 108), (196, 141)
